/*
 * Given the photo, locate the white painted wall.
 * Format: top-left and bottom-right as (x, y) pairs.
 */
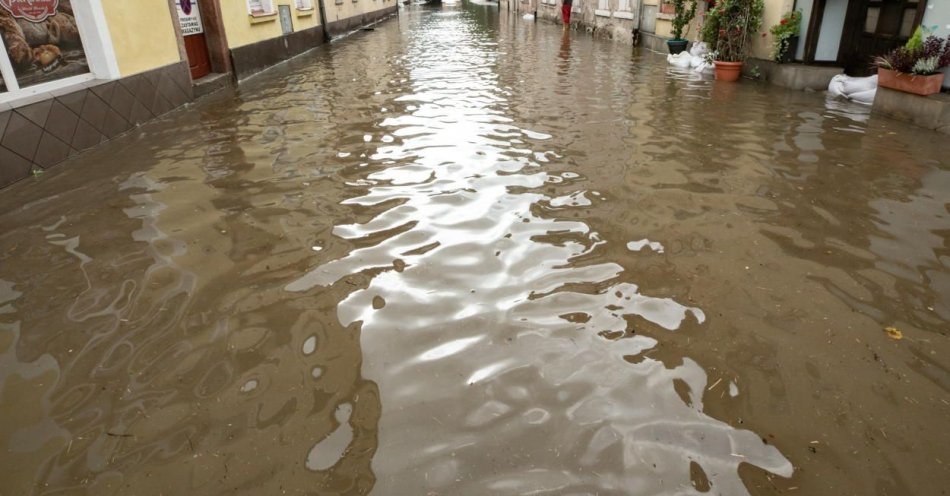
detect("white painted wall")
(794, 0), (813, 60)
(922, 0), (950, 87)
(815, 0), (847, 61)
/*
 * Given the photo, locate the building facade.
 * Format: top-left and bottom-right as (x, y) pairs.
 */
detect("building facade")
(0, 0), (397, 188)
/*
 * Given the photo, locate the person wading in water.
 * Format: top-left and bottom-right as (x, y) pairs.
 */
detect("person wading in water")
(561, 0), (572, 30)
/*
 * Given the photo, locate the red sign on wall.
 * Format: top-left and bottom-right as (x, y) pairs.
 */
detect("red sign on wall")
(0, 0), (60, 23)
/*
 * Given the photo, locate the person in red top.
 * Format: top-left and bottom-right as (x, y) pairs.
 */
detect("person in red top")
(562, 0), (572, 29)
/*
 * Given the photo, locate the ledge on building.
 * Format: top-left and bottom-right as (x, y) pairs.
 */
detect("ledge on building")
(872, 87), (950, 135)
(249, 13), (278, 24)
(743, 59), (843, 91)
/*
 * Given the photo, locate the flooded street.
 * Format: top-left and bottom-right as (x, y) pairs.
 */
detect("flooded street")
(2, 3), (949, 495)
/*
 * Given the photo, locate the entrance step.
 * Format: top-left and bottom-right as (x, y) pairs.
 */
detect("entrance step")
(192, 72), (231, 99)
(744, 60), (844, 91)
(873, 87), (950, 135)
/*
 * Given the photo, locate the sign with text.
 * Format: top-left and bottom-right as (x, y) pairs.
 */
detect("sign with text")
(176, 0), (203, 36)
(0, 0), (59, 23)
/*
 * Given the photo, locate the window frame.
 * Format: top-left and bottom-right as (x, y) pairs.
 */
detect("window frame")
(0, 0), (119, 105)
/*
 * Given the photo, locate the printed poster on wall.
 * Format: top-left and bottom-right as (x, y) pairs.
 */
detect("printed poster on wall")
(176, 0), (203, 36)
(0, 0), (88, 89)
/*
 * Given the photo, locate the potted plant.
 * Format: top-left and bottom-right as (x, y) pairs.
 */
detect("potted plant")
(667, 0), (697, 55)
(874, 28), (950, 96)
(769, 10), (801, 63)
(701, 0), (764, 82)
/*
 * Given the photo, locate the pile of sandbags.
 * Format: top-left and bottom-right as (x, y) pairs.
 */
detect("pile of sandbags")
(666, 42), (714, 74)
(667, 51), (691, 68)
(689, 42), (713, 74)
(828, 74), (877, 105)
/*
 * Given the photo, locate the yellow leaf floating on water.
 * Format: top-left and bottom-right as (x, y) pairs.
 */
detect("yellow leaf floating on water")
(884, 327), (903, 340)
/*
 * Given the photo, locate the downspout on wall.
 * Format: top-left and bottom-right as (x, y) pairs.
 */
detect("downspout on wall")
(317, 0), (332, 42)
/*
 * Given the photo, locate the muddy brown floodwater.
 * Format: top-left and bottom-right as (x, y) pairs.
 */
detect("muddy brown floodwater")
(1, 4), (949, 496)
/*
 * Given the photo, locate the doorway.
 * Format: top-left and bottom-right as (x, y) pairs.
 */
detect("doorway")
(839, 0), (928, 75)
(176, 0), (212, 79)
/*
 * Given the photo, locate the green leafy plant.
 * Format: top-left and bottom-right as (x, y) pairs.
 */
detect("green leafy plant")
(769, 10), (801, 62)
(875, 32), (950, 75)
(669, 0), (697, 41)
(702, 0), (765, 62)
(905, 26), (928, 51)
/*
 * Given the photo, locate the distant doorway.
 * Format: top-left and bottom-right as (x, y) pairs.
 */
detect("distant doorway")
(839, 0), (928, 75)
(176, 0), (212, 79)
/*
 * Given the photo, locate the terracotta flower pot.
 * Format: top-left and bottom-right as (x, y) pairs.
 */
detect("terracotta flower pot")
(714, 61), (743, 82)
(877, 68), (945, 96)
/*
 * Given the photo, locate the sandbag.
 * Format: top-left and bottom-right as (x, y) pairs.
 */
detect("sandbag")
(849, 88), (876, 105)
(827, 74), (848, 98)
(841, 74), (877, 95)
(827, 74), (877, 104)
(693, 61), (714, 74)
(667, 51), (691, 68)
(689, 41), (708, 57)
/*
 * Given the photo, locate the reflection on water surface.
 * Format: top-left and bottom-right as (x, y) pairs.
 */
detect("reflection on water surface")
(1, 3), (948, 496)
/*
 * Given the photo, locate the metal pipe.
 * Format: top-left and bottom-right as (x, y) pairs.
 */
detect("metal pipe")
(317, 0), (331, 42)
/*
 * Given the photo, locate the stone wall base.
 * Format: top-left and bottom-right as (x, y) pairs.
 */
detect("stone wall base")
(742, 60), (843, 91)
(872, 87), (950, 135)
(230, 6), (398, 81)
(0, 61), (193, 188)
(231, 25), (328, 81)
(326, 5), (398, 37)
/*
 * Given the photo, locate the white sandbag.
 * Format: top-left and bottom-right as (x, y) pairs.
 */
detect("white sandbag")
(841, 74), (877, 95)
(828, 74), (847, 98)
(849, 88), (876, 105)
(689, 55), (704, 68)
(693, 61), (714, 74)
(689, 41), (709, 57)
(667, 51), (691, 68)
(522, 13), (534, 20)
(827, 73), (878, 104)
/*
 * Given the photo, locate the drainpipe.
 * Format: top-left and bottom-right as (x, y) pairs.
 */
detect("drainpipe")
(633, 0), (644, 44)
(317, 0), (331, 42)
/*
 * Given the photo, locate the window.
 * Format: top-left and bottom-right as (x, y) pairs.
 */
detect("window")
(296, 0), (315, 9)
(863, 0), (921, 39)
(596, 0), (610, 17)
(614, 0), (634, 19)
(0, 1), (90, 93)
(247, 0), (277, 16)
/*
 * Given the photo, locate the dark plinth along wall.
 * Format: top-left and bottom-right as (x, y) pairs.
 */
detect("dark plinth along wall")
(230, 5), (398, 80)
(230, 25), (328, 81)
(0, 61), (193, 188)
(325, 5), (398, 36)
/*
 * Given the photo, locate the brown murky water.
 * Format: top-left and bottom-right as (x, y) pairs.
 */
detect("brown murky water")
(1, 4), (949, 495)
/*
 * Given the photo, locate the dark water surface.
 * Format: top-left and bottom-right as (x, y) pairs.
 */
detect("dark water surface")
(1, 4), (949, 495)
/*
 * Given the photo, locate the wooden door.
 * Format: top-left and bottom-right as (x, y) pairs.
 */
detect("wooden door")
(184, 34), (212, 80)
(839, 0), (927, 75)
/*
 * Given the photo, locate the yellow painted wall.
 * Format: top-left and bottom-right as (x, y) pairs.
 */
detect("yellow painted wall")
(222, 0), (324, 48)
(102, 0), (182, 76)
(655, 1), (705, 40)
(752, 0), (795, 59)
(219, 0), (395, 48)
(326, 0), (395, 25)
